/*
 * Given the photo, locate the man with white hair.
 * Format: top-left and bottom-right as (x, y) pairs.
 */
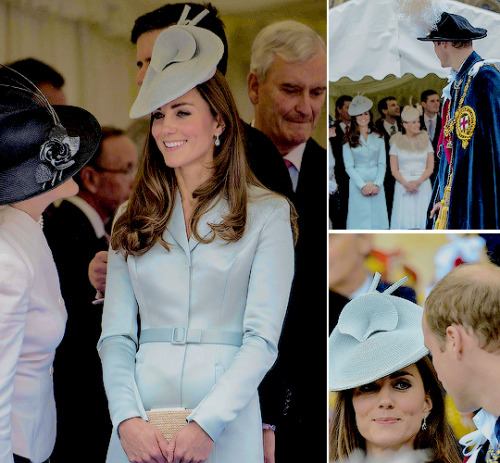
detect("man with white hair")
(247, 20), (327, 463)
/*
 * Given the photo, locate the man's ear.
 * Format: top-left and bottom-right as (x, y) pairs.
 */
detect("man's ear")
(247, 72), (260, 105)
(445, 325), (464, 358)
(79, 166), (99, 194)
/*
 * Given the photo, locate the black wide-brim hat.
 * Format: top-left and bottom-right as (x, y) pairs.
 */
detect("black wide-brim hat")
(418, 12), (487, 42)
(0, 84), (101, 205)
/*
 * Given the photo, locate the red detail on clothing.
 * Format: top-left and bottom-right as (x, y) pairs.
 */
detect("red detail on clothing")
(283, 158), (292, 169)
(438, 99), (453, 163)
(460, 115), (469, 131)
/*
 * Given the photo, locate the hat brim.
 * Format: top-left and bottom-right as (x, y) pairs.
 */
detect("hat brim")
(0, 105), (101, 205)
(329, 344), (429, 391)
(417, 31), (487, 41)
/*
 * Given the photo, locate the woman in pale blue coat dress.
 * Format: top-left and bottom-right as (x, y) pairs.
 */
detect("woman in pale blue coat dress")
(342, 96), (389, 230)
(97, 25), (295, 463)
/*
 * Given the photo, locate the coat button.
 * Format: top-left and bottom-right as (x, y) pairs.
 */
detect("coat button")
(49, 365), (54, 376)
(58, 297), (65, 307)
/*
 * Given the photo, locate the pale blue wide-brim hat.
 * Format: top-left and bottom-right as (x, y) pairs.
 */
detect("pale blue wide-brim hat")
(129, 24), (224, 119)
(348, 95), (373, 117)
(329, 273), (429, 391)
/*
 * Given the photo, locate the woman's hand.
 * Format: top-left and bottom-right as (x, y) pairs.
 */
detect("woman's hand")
(361, 183), (374, 196)
(406, 181), (420, 194)
(371, 185), (381, 196)
(118, 417), (169, 463)
(165, 421), (214, 463)
(88, 250), (108, 294)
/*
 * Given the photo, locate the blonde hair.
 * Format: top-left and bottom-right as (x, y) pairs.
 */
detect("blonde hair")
(250, 20), (325, 82)
(425, 263), (500, 352)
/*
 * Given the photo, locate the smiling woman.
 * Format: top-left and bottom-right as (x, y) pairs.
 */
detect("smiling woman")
(328, 273), (462, 463)
(98, 18), (296, 463)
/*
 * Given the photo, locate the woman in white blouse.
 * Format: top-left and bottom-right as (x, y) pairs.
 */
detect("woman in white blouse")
(0, 66), (100, 463)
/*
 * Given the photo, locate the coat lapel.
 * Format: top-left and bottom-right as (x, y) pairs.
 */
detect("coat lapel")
(165, 190), (190, 255)
(189, 195), (228, 252)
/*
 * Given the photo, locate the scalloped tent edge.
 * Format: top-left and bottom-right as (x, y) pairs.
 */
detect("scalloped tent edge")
(329, 0), (500, 82)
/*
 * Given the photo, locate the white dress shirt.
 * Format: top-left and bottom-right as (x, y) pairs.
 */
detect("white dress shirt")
(284, 142), (305, 192)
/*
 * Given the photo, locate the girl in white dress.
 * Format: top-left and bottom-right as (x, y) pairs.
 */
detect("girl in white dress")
(389, 105), (434, 229)
(342, 95), (389, 230)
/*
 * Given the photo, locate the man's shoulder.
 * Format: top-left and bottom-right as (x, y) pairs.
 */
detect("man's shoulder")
(305, 137), (326, 155)
(43, 199), (96, 241)
(243, 122), (279, 151)
(44, 199), (88, 225)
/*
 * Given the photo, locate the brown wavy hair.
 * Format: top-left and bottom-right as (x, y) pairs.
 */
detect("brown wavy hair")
(111, 71), (296, 257)
(344, 111), (382, 148)
(329, 356), (462, 463)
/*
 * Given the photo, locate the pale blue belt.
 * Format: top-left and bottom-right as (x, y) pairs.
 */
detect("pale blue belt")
(140, 327), (243, 346)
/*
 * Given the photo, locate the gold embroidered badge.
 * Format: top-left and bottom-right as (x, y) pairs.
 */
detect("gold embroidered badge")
(455, 106), (476, 149)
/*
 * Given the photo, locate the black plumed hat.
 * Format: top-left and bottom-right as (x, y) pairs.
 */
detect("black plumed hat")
(417, 12), (487, 42)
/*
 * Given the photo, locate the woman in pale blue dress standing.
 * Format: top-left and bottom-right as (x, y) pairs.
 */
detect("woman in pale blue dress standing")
(98, 20), (295, 463)
(342, 96), (389, 229)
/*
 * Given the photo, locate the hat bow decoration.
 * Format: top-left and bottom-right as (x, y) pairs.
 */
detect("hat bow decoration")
(36, 126), (80, 189)
(150, 28), (197, 74)
(337, 273), (407, 342)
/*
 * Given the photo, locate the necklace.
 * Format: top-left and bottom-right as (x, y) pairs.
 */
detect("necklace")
(435, 75), (472, 230)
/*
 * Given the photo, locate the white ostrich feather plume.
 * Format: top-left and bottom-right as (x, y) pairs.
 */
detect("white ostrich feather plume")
(397, 0), (446, 37)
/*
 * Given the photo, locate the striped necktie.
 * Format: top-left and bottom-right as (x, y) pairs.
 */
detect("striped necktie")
(486, 418), (500, 463)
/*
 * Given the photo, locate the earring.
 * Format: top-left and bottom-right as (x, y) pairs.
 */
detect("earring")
(421, 416), (427, 431)
(215, 135), (221, 147)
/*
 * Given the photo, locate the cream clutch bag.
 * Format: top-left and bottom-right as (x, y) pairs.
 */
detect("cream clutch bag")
(146, 408), (192, 443)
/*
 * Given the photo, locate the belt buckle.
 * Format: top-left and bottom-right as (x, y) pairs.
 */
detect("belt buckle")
(171, 327), (187, 345)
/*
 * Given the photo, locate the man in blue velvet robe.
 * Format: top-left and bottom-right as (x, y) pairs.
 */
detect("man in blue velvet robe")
(419, 12), (500, 229)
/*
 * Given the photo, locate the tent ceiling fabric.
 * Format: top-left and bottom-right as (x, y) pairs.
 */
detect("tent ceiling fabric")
(329, 0), (500, 82)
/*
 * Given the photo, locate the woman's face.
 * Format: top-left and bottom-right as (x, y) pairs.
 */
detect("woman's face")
(355, 112), (371, 128)
(151, 88), (222, 172)
(351, 364), (432, 456)
(403, 119), (421, 137)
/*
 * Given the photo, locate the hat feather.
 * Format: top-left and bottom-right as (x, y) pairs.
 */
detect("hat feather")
(397, 0), (446, 37)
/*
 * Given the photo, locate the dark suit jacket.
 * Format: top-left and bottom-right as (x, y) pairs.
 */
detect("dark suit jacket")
(330, 121), (349, 228)
(243, 122), (294, 201)
(374, 117), (403, 218)
(419, 114), (442, 184)
(259, 137), (327, 462)
(43, 200), (111, 463)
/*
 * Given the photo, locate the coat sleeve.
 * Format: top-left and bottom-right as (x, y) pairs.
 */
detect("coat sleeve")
(187, 199), (295, 441)
(0, 246), (32, 463)
(374, 137), (387, 187)
(97, 241), (146, 430)
(343, 144), (367, 190)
